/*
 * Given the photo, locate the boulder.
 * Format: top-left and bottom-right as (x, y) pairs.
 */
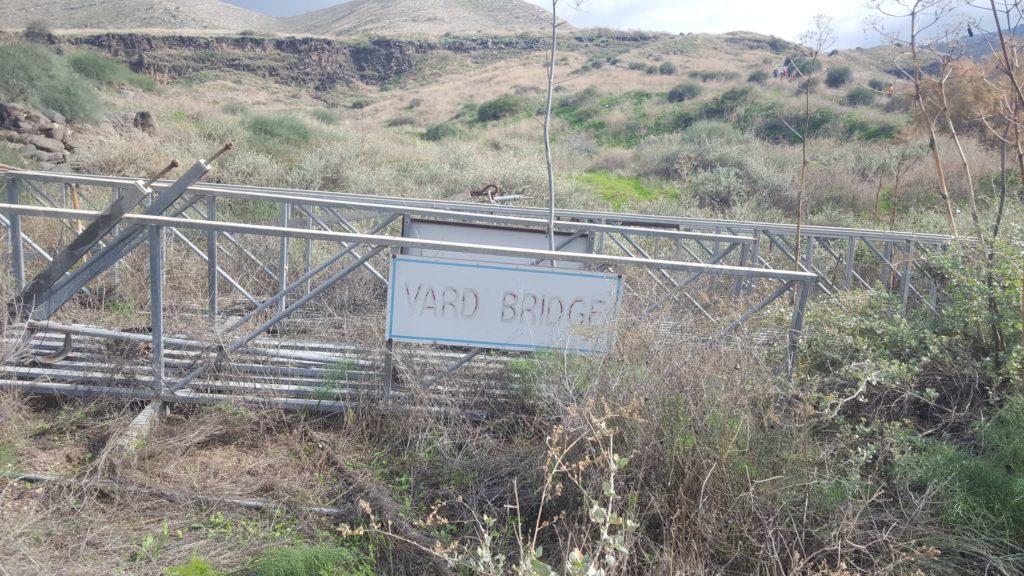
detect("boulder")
(44, 124), (67, 141)
(27, 135), (65, 153)
(133, 111), (156, 134)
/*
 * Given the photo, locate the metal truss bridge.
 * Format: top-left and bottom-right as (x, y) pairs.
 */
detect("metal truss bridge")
(0, 156), (958, 415)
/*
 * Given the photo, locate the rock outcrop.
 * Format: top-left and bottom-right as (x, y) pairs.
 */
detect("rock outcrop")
(0, 103), (74, 168)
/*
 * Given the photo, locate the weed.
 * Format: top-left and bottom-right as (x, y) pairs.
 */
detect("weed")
(164, 558), (224, 576)
(249, 543), (374, 576)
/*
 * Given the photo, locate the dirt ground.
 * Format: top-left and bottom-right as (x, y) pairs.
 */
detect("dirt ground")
(0, 395), (376, 576)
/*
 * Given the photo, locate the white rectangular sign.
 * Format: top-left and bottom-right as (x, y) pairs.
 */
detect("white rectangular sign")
(402, 219), (591, 269)
(386, 256), (622, 354)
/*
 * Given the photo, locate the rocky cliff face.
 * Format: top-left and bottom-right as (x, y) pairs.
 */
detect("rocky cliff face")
(64, 33), (551, 90)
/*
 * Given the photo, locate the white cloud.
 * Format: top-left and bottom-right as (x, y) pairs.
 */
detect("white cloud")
(522, 0), (882, 47)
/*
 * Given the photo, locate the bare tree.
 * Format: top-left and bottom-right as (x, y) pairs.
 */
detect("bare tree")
(867, 0), (961, 236)
(792, 15), (836, 272)
(541, 1), (582, 254)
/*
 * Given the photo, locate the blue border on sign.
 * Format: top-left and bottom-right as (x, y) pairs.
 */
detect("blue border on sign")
(386, 256), (622, 353)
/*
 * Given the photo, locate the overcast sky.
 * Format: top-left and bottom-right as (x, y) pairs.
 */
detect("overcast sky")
(227, 0), (903, 47)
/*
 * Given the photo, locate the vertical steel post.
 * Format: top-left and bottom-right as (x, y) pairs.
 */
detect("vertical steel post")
(206, 194), (218, 321)
(8, 178), (25, 291)
(804, 235), (815, 296)
(278, 202), (290, 315)
(382, 338), (395, 401)
(899, 240), (914, 315)
(111, 188), (121, 284)
(733, 242), (749, 298)
(149, 225), (165, 394)
(882, 241), (894, 291)
(845, 237), (856, 290)
(305, 209), (313, 295)
(786, 279), (812, 379)
(747, 229), (761, 295)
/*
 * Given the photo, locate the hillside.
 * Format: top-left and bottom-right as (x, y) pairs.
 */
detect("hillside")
(282, 0), (555, 37)
(0, 0), (276, 31)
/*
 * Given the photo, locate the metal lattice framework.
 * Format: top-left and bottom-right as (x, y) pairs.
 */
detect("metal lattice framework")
(0, 165), (957, 414)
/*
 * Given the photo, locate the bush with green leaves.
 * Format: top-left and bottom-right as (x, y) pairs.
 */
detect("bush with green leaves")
(0, 43), (103, 122)
(747, 70), (769, 84)
(666, 82), (702, 103)
(896, 396), (1024, 541)
(659, 62), (678, 75)
(868, 79), (886, 91)
(699, 86), (755, 120)
(423, 122), (459, 141)
(846, 86), (876, 106)
(66, 50), (156, 91)
(476, 94), (525, 122)
(825, 66), (853, 88)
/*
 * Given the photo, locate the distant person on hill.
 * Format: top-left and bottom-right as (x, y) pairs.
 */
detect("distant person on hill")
(887, 83), (894, 96)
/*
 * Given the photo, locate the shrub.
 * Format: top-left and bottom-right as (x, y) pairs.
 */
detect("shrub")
(0, 43), (103, 122)
(66, 50), (156, 91)
(844, 115), (898, 140)
(659, 62), (678, 75)
(868, 79), (886, 91)
(846, 86), (876, 106)
(825, 66), (853, 88)
(423, 122), (459, 141)
(350, 99), (370, 109)
(23, 20), (51, 43)
(477, 94), (524, 121)
(667, 82), (702, 103)
(245, 114), (313, 144)
(385, 115), (416, 127)
(700, 86), (755, 120)
(627, 62), (646, 71)
(645, 65), (659, 75)
(747, 70), (769, 84)
(688, 70), (740, 82)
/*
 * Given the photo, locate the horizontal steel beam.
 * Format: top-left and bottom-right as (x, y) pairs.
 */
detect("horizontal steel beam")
(0, 203), (818, 282)
(4, 170), (962, 245)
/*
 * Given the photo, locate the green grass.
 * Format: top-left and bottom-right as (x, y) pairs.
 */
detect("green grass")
(244, 114), (315, 150)
(307, 108), (337, 125)
(579, 171), (678, 209)
(164, 558), (224, 576)
(0, 144), (31, 168)
(0, 442), (18, 472)
(66, 50), (156, 91)
(249, 544), (374, 576)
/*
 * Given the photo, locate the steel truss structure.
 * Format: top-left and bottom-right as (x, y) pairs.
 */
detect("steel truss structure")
(0, 166), (957, 414)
